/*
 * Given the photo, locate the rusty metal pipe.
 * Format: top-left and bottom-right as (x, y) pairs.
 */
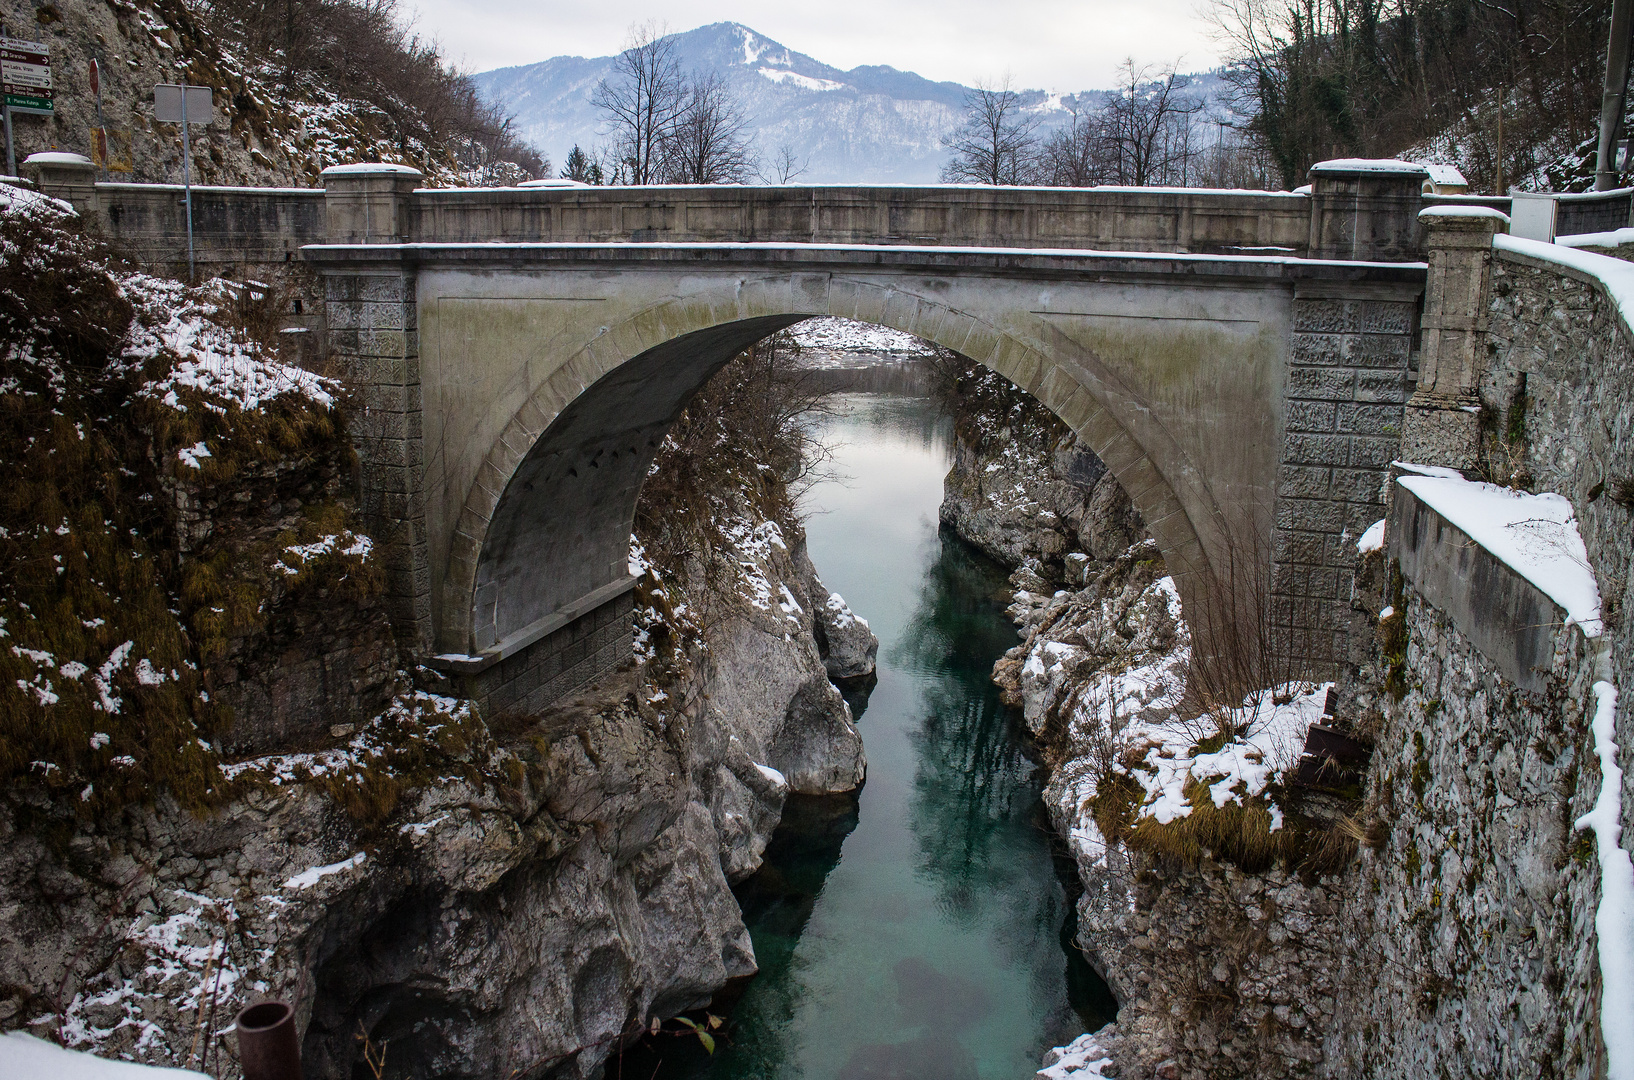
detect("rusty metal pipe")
(235, 1000), (302, 1080)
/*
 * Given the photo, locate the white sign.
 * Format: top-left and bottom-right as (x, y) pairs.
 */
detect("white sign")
(153, 84), (213, 125)
(1, 37), (50, 115)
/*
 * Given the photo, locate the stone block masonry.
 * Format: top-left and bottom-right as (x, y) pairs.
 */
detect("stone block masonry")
(448, 591), (635, 719)
(1272, 293), (1417, 675)
(326, 270), (434, 654)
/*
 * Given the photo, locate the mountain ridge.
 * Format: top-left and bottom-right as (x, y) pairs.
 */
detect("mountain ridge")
(474, 22), (1097, 184)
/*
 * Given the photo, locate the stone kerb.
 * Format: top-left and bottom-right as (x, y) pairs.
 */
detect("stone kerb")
(1400, 206), (1509, 469)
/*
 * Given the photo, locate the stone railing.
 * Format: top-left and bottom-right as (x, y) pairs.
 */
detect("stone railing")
(24, 154), (1454, 266)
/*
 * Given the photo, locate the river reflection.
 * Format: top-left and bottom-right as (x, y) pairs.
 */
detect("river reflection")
(620, 393), (1113, 1080)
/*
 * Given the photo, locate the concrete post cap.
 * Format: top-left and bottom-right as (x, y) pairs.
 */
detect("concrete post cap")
(1309, 158), (1430, 177)
(23, 152), (94, 168)
(1418, 205), (1510, 228)
(320, 162), (424, 180)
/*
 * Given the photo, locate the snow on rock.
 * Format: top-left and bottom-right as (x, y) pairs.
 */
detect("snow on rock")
(0, 1033), (209, 1079)
(281, 851), (367, 891)
(1357, 518), (1386, 553)
(123, 276), (338, 414)
(790, 316), (934, 356)
(1395, 466), (1601, 636)
(1576, 680), (1634, 1080)
(1037, 1030), (1115, 1078)
(753, 762), (787, 788)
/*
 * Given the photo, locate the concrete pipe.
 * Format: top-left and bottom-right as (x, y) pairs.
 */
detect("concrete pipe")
(235, 1000), (302, 1080)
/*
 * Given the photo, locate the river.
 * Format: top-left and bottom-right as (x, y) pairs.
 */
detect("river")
(618, 390), (1114, 1080)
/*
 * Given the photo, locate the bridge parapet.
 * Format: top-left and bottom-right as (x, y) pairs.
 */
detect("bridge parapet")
(28, 159), (1462, 268)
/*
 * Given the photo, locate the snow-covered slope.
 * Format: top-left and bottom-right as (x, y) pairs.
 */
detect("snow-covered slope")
(475, 22), (1091, 184)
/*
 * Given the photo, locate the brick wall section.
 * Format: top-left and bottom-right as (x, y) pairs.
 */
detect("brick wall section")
(1273, 296), (1416, 673)
(326, 271), (434, 653)
(452, 594), (634, 719)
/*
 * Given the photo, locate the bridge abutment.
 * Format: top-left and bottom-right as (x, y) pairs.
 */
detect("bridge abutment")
(1272, 285), (1420, 675)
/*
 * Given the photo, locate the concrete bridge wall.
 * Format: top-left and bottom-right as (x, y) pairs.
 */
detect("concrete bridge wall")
(29, 155), (1439, 713)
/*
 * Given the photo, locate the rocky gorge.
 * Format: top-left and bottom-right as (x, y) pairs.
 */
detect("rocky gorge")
(0, 192), (878, 1079)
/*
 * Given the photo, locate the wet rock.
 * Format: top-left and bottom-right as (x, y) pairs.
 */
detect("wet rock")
(815, 586), (879, 680)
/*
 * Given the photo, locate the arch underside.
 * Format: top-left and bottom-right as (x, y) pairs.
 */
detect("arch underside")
(427, 269), (1286, 657)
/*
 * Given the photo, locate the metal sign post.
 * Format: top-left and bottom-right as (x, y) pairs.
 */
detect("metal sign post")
(154, 84), (213, 282)
(89, 58), (105, 180)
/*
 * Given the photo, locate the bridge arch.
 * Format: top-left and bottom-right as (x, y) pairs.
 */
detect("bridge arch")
(434, 271), (1230, 659)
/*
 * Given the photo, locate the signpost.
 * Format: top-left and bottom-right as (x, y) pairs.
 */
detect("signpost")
(154, 84), (213, 281)
(89, 58), (106, 180)
(0, 34), (51, 177)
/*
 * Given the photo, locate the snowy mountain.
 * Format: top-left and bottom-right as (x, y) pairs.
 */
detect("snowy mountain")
(474, 23), (1085, 184)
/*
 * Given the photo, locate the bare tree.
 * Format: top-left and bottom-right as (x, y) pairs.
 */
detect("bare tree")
(592, 21), (689, 185)
(762, 144), (810, 184)
(1039, 100), (1113, 186)
(660, 71), (758, 183)
(1099, 60), (1205, 186)
(940, 76), (1042, 185)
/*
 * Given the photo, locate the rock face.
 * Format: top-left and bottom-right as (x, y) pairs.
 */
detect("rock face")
(939, 411), (1142, 572)
(0, 511), (876, 1080)
(2, 484), (876, 1080)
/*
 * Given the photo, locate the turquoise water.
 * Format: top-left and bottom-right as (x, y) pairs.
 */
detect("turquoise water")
(617, 393), (1114, 1080)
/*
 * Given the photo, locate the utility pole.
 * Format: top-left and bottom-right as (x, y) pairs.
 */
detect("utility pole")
(1597, 0), (1634, 190)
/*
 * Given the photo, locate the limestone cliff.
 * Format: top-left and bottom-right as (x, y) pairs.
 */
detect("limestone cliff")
(0, 187), (876, 1079)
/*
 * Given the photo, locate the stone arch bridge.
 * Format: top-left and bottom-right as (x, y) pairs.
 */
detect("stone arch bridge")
(34, 156), (1470, 714)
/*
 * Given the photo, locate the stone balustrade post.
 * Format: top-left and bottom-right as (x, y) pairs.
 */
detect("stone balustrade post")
(1399, 206), (1509, 469)
(320, 162), (421, 244)
(20, 152), (98, 221)
(1307, 159), (1429, 262)
(319, 163), (432, 653)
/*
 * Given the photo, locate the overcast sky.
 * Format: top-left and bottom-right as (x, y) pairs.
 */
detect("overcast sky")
(405, 0), (1226, 90)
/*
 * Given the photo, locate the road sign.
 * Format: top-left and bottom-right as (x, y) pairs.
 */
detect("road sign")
(153, 83), (212, 125)
(87, 57), (97, 97)
(154, 84), (213, 281)
(1, 37), (50, 115)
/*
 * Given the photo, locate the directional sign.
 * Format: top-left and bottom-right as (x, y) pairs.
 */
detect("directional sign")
(153, 84), (213, 125)
(87, 57), (98, 97)
(1, 37), (50, 115)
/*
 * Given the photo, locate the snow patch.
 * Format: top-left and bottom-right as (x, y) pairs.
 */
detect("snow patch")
(1037, 1030), (1115, 1078)
(758, 68), (843, 92)
(281, 852), (367, 891)
(1396, 468), (1601, 636)
(1357, 518), (1386, 553)
(0, 1032), (210, 1079)
(1575, 680), (1634, 1080)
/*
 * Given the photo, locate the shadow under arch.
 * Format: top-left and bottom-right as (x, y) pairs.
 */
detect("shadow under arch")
(439, 283), (1231, 659)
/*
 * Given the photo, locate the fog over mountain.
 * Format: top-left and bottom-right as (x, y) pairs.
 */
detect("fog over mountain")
(474, 22), (1207, 184)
